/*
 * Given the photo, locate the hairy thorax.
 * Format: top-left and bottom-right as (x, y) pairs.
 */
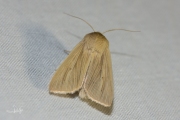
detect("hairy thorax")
(83, 32), (109, 54)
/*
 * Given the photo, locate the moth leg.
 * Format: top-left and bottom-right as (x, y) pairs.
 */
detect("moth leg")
(64, 50), (71, 55)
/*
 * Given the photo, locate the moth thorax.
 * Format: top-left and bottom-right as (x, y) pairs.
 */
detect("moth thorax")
(95, 33), (109, 53)
(85, 32), (109, 54)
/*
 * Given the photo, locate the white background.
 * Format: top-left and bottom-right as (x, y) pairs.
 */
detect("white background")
(0, 0), (180, 119)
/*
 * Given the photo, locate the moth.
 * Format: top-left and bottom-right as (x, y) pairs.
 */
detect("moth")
(49, 13), (139, 107)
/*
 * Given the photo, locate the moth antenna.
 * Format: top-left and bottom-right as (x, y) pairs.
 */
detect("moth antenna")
(64, 13), (95, 32)
(102, 28), (140, 34)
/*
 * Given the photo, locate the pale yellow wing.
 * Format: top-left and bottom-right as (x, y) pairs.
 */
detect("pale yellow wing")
(84, 48), (114, 107)
(49, 40), (91, 94)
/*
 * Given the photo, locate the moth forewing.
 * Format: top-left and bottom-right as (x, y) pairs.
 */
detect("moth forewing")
(83, 36), (113, 107)
(49, 39), (90, 94)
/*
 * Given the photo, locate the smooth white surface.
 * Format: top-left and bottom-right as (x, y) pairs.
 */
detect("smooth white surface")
(0, 0), (180, 119)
